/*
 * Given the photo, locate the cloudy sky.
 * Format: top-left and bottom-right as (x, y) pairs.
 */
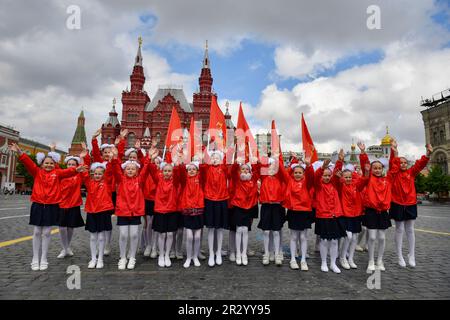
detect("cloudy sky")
(1, 0), (449, 158)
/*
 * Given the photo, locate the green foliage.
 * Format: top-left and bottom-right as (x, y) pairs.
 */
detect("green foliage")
(15, 154), (36, 188)
(425, 165), (450, 196)
(414, 173), (427, 194)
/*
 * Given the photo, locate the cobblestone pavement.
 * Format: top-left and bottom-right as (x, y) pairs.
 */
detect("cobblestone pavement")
(0, 195), (449, 300)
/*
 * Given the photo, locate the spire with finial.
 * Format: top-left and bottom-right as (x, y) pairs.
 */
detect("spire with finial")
(381, 125), (392, 146)
(203, 40), (209, 68)
(135, 36), (143, 66)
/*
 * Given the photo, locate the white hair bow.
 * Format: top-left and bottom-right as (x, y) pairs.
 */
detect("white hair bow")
(90, 162), (106, 171)
(64, 156), (81, 164)
(36, 151), (61, 165)
(121, 160), (141, 170)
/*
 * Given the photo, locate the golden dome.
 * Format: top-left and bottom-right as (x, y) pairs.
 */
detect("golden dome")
(381, 125), (391, 145)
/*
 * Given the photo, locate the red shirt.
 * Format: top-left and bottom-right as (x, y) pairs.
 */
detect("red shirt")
(19, 154), (78, 205)
(59, 174), (83, 208)
(112, 159), (149, 217)
(259, 157), (287, 203)
(179, 166), (205, 210)
(281, 164), (314, 212)
(230, 163), (260, 209)
(313, 167), (343, 219)
(200, 164), (230, 201)
(150, 163), (181, 214)
(81, 167), (114, 214)
(390, 155), (429, 205)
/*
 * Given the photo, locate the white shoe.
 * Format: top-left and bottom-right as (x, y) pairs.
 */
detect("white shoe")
(290, 260), (299, 270)
(169, 251), (175, 259)
(321, 264), (329, 272)
(242, 255), (248, 266)
(300, 261), (309, 271)
(144, 246), (151, 257)
(367, 260), (376, 273)
(208, 254), (215, 267)
(340, 258), (351, 270)
(408, 254), (416, 268)
(215, 253), (223, 266)
(104, 245), (111, 256)
(96, 260), (104, 269)
(88, 259), (97, 269)
(176, 253), (184, 260)
(158, 255), (165, 267)
(348, 260), (358, 269)
(247, 249), (255, 257)
(330, 264), (341, 274)
(275, 254), (283, 266)
(165, 255), (172, 267)
(355, 245), (364, 252)
(269, 253), (275, 262)
(183, 259), (191, 268)
(262, 254), (270, 265)
(229, 252), (236, 262)
(364, 245), (369, 252)
(150, 249), (158, 259)
(118, 258), (127, 270)
(31, 261), (39, 271)
(193, 258), (201, 267)
(236, 255), (242, 266)
(39, 261), (48, 271)
(221, 250), (227, 256)
(57, 250), (67, 259)
(66, 248), (74, 256)
(376, 261), (386, 271)
(127, 258), (136, 269)
(398, 256), (407, 268)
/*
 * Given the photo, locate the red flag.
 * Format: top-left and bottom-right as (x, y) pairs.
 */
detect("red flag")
(208, 95), (226, 150)
(189, 116), (195, 160)
(236, 102), (258, 162)
(271, 120), (282, 159)
(165, 106), (182, 158)
(301, 113), (318, 163)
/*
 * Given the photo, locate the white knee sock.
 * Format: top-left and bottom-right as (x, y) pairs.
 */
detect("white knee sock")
(165, 232), (174, 258)
(358, 226), (367, 247)
(348, 233), (358, 263)
(32, 227), (43, 263)
(193, 229), (201, 259)
(330, 239), (339, 267)
(97, 232), (105, 261)
(340, 231), (352, 260)
(185, 229), (193, 260)
(215, 229), (224, 256)
(242, 227), (248, 256)
(119, 226), (129, 259)
(405, 220), (415, 259)
(158, 233), (166, 257)
(67, 228), (74, 247)
(89, 232), (98, 260)
(235, 229), (242, 256)
(299, 230), (308, 262)
(368, 229), (377, 262)
(273, 231), (280, 256)
(105, 230), (112, 247)
(40, 227), (52, 263)
(151, 230), (158, 252)
(230, 230), (236, 256)
(129, 225), (139, 259)
(319, 239), (329, 266)
(263, 231), (270, 256)
(395, 221), (405, 260)
(146, 216), (154, 248)
(176, 228), (183, 255)
(290, 230), (299, 262)
(207, 228), (215, 256)
(377, 230), (386, 264)
(59, 227), (69, 251)
(268, 231), (274, 255)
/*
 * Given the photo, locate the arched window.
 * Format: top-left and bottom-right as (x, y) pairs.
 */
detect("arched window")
(434, 152), (448, 175)
(440, 130), (445, 144)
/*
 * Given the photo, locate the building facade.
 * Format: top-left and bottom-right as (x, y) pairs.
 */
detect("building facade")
(0, 124), (20, 192)
(421, 88), (450, 174)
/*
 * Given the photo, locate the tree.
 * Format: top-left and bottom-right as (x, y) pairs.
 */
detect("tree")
(425, 165), (450, 199)
(414, 173), (427, 194)
(15, 154), (36, 188)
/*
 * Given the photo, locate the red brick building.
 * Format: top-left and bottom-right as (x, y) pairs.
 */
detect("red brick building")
(0, 124), (20, 192)
(103, 38), (218, 151)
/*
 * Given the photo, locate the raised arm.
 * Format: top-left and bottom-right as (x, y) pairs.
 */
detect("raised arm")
(91, 129), (103, 163)
(358, 142), (370, 177)
(410, 144), (432, 177)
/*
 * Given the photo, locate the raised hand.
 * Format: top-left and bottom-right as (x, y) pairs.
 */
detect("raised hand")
(120, 129), (128, 139)
(426, 144), (433, 157)
(79, 149), (88, 159)
(49, 142), (56, 152)
(338, 148), (345, 161)
(92, 128), (102, 139)
(151, 138), (158, 148)
(357, 141), (366, 153)
(304, 154), (311, 166)
(335, 170), (343, 178)
(364, 163), (371, 176)
(81, 142), (87, 151)
(9, 143), (23, 155)
(114, 136), (121, 146)
(76, 165), (88, 173)
(391, 138), (398, 156)
(322, 159), (331, 169)
(111, 146), (119, 159)
(134, 139), (141, 149)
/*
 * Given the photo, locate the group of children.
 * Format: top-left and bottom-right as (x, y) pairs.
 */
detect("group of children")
(9, 129), (432, 274)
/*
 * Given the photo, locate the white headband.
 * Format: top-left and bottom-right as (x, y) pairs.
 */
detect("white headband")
(125, 148), (137, 157)
(291, 163), (306, 170)
(344, 164), (355, 172)
(160, 162), (173, 170)
(64, 156), (81, 164)
(208, 150), (224, 161)
(371, 158), (389, 169)
(121, 160), (141, 170)
(90, 162), (106, 171)
(100, 144), (115, 151)
(240, 163), (252, 172)
(186, 161), (200, 171)
(36, 151), (60, 165)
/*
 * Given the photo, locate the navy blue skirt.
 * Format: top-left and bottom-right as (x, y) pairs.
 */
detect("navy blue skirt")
(389, 202), (417, 221)
(287, 210), (312, 231)
(339, 216), (362, 233)
(228, 207), (236, 232)
(29, 202), (60, 227)
(85, 211), (113, 233)
(58, 206), (85, 228)
(117, 216), (142, 226)
(257, 203), (285, 231)
(363, 208), (392, 230)
(145, 200), (155, 216)
(183, 214), (204, 230)
(314, 217), (346, 240)
(204, 199), (229, 229)
(152, 212), (179, 233)
(234, 206), (255, 229)
(309, 208), (316, 224)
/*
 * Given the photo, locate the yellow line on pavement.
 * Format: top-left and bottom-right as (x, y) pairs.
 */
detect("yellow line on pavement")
(0, 228), (59, 248)
(415, 228), (450, 236)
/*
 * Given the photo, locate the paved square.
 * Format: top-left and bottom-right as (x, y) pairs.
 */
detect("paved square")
(0, 195), (449, 300)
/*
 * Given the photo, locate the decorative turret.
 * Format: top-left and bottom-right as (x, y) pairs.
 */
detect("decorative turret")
(130, 36), (145, 92)
(101, 98), (121, 144)
(68, 109), (87, 156)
